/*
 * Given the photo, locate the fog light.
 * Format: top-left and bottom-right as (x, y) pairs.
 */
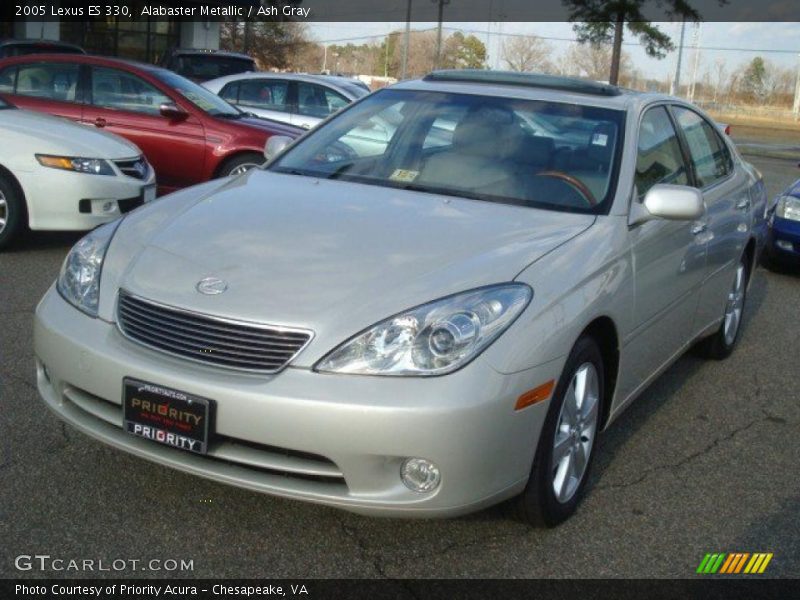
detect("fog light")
(102, 201), (115, 214)
(400, 458), (441, 493)
(776, 240), (794, 251)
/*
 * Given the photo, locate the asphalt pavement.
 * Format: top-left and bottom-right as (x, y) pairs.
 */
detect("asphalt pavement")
(0, 154), (798, 579)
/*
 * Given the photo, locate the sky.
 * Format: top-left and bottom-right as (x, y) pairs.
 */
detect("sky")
(307, 22), (800, 83)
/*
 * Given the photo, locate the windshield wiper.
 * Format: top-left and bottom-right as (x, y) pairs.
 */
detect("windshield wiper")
(216, 113), (244, 120)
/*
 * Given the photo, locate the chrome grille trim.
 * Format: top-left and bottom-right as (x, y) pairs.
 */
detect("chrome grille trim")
(113, 156), (149, 180)
(116, 291), (313, 374)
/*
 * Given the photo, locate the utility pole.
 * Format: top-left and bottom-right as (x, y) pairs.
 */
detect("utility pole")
(401, 0), (412, 79)
(689, 22), (701, 102)
(432, 0), (450, 70)
(672, 20), (686, 96)
(793, 54), (800, 121)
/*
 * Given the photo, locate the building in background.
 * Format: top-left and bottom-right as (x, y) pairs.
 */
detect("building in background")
(3, 1), (220, 64)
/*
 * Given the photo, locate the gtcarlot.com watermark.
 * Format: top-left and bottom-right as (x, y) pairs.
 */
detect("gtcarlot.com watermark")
(14, 554), (194, 573)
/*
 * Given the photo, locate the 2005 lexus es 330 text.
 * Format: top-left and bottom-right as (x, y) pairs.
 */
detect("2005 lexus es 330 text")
(34, 71), (767, 525)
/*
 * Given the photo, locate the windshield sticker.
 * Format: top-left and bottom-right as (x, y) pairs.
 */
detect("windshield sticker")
(389, 169), (419, 183)
(591, 133), (609, 146)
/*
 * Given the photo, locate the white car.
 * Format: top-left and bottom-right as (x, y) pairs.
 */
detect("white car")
(0, 97), (156, 248)
(203, 72), (369, 129)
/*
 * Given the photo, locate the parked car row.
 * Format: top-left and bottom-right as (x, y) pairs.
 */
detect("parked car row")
(27, 68), (774, 527)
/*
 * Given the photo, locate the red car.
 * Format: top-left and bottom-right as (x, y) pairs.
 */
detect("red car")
(0, 54), (302, 194)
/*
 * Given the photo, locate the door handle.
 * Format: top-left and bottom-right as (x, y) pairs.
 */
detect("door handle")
(94, 117), (106, 128)
(691, 221), (708, 235)
(736, 198), (750, 210)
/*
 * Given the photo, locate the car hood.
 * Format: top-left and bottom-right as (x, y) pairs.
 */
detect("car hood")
(112, 171), (594, 365)
(230, 115), (303, 137)
(0, 109), (141, 158)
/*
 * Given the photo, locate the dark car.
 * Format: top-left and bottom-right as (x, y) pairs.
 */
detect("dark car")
(0, 54), (302, 194)
(161, 48), (256, 83)
(764, 178), (800, 266)
(0, 39), (85, 59)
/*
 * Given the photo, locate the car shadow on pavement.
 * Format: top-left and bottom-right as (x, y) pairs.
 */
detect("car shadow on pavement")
(583, 264), (770, 498)
(3, 230), (83, 254)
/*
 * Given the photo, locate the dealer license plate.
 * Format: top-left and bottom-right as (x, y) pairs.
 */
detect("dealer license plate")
(123, 378), (212, 455)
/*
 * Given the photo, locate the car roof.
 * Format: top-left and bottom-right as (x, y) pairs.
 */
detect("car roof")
(393, 70), (675, 112)
(169, 48), (254, 61)
(0, 39), (85, 53)
(0, 52), (174, 75)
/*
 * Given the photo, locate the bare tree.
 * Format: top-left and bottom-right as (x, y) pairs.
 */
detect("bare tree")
(501, 36), (553, 73)
(564, 43), (632, 83)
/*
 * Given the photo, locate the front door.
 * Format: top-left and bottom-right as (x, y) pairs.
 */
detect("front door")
(619, 105), (708, 401)
(82, 66), (206, 192)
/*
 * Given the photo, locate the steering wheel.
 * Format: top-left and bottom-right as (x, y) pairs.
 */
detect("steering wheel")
(533, 170), (597, 206)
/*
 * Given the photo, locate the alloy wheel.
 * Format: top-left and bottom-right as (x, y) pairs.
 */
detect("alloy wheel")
(723, 262), (746, 346)
(229, 163), (259, 176)
(0, 189), (7, 235)
(551, 362), (600, 504)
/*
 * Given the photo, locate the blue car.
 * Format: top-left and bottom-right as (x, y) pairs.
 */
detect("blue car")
(765, 179), (800, 265)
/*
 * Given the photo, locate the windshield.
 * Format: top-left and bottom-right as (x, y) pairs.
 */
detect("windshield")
(155, 70), (241, 117)
(271, 89), (624, 213)
(174, 55), (254, 81)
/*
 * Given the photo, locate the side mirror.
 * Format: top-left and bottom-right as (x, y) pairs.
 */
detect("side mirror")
(630, 184), (705, 225)
(264, 135), (293, 161)
(159, 102), (188, 121)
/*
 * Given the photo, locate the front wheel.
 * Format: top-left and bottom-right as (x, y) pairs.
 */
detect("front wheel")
(696, 257), (748, 360)
(218, 153), (265, 178)
(0, 174), (24, 250)
(511, 336), (604, 527)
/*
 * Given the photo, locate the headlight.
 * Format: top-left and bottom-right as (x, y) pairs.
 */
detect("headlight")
(315, 284), (532, 376)
(57, 219), (121, 317)
(776, 195), (800, 222)
(36, 154), (115, 176)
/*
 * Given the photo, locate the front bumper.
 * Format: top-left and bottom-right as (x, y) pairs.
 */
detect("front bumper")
(34, 287), (561, 517)
(767, 215), (800, 260)
(19, 165), (156, 231)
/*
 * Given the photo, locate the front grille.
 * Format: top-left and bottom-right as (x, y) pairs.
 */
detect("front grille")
(114, 156), (149, 180)
(117, 291), (313, 373)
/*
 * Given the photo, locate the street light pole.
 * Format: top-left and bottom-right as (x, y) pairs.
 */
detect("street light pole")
(673, 20), (686, 96)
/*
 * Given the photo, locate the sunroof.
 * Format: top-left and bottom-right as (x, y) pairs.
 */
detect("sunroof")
(423, 70), (622, 97)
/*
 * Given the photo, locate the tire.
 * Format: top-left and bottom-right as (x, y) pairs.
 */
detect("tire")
(217, 153), (265, 178)
(511, 336), (605, 527)
(695, 256), (748, 360)
(0, 174), (24, 250)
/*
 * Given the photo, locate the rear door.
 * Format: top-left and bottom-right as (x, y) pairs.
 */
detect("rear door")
(670, 105), (750, 335)
(82, 65), (206, 191)
(0, 60), (84, 122)
(291, 82), (349, 129)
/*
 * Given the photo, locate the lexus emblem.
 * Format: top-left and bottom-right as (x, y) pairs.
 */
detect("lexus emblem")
(196, 277), (228, 295)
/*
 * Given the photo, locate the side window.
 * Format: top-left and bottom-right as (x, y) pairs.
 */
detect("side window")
(297, 82), (339, 118)
(15, 62), (79, 102)
(237, 79), (289, 111)
(323, 88), (349, 112)
(0, 65), (16, 93)
(636, 106), (690, 198)
(672, 106), (732, 188)
(219, 82), (239, 104)
(91, 67), (170, 115)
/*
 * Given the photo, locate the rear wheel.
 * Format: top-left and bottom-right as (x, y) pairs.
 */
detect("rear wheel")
(696, 257), (748, 360)
(511, 336), (604, 527)
(0, 174), (24, 250)
(218, 153), (265, 178)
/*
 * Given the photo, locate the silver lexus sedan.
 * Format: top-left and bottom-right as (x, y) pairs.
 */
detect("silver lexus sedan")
(34, 71), (767, 526)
